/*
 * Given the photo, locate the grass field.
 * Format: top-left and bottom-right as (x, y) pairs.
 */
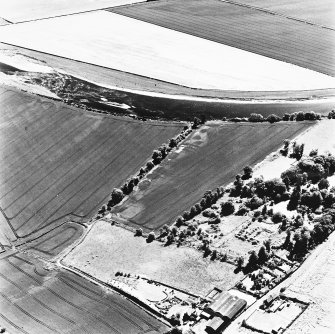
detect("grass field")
(0, 11), (334, 91)
(236, 0), (335, 28)
(111, 0), (335, 77)
(64, 222), (242, 296)
(0, 0), (144, 23)
(0, 87), (183, 239)
(112, 121), (314, 231)
(0, 253), (167, 334)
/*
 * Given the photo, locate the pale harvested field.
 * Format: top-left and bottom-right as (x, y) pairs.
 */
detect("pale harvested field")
(0, 11), (334, 91)
(2, 43), (335, 102)
(283, 233), (335, 334)
(0, 0), (144, 23)
(235, 0), (335, 28)
(111, 0), (335, 77)
(64, 222), (243, 296)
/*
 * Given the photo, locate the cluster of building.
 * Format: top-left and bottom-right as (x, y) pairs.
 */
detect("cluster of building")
(202, 291), (247, 333)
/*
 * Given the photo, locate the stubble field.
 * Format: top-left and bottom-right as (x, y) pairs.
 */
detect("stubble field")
(111, 0), (335, 77)
(112, 121), (314, 231)
(0, 87), (183, 239)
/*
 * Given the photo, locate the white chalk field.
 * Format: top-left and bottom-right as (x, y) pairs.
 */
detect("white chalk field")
(0, 0), (144, 22)
(0, 11), (334, 91)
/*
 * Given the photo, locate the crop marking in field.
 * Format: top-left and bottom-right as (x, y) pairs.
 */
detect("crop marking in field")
(0, 11), (334, 91)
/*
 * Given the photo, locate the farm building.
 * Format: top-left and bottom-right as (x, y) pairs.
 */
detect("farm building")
(205, 292), (247, 333)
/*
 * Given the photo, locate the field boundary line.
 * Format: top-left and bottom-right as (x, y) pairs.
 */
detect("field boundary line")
(4, 1), (147, 25)
(219, 0), (335, 31)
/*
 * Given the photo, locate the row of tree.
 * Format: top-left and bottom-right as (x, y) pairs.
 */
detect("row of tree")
(98, 123), (197, 215)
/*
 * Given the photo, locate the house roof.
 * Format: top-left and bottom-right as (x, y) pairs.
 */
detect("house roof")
(210, 292), (247, 320)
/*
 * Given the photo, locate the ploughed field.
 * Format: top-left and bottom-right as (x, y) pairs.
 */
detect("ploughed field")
(112, 121), (313, 231)
(110, 0), (335, 77)
(0, 253), (167, 334)
(0, 87), (183, 239)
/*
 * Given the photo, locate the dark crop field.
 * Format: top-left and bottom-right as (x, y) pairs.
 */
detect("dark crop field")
(110, 0), (335, 76)
(0, 88), (183, 239)
(112, 121), (314, 231)
(0, 253), (168, 334)
(236, 0), (335, 29)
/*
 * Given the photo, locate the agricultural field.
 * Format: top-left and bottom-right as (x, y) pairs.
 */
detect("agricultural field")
(23, 222), (85, 260)
(111, 0), (335, 77)
(111, 121), (313, 231)
(2, 43), (335, 103)
(0, 87), (183, 239)
(0, 11), (334, 91)
(64, 222), (243, 296)
(236, 0), (335, 28)
(0, 0), (144, 23)
(0, 253), (167, 334)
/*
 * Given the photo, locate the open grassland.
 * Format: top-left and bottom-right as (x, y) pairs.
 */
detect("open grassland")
(0, 87), (182, 239)
(0, 11), (334, 91)
(0, 253), (167, 334)
(236, 0), (335, 29)
(0, 0), (144, 23)
(112, 121), (313, 231)
(111, 0), (335, 77)
(64, 222), (242, 296)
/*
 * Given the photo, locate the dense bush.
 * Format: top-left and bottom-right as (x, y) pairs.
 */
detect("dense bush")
(221, 201), (235, 216)
(266, 114), (281, 123)
(246, 195), (263, 210)
(108, 188), (124, 206)
(248, 113), (264, 122)
(328, 110), (335, 119)
(272, 212), (284, 223)
(146, 232), (156, 243)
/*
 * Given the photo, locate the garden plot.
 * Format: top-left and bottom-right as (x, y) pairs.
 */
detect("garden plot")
(0, 11), (334, 91)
